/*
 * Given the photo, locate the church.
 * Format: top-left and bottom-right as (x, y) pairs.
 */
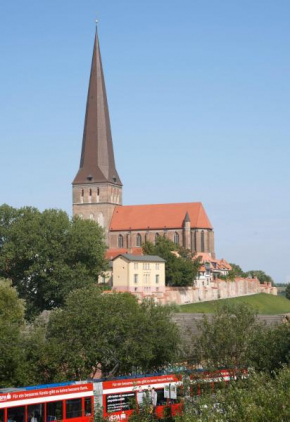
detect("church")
(72, 30), (215, 258)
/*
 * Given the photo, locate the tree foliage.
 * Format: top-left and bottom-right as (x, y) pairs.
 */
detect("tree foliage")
(143, 236), (200, 287)
(176, 367), (290, 422)
(34, 286), (181, 382)
(191, 302), (258, 369)
(0, 205), (108, 318)
(0, 278), (26, 387)
(229, 262), (274, 285)
(285, 283), (290, 300)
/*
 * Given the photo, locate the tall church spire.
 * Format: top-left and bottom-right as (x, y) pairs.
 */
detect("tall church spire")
(73, 28), (122, 186)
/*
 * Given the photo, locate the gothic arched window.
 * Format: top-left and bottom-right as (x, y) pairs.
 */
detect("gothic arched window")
(201, 230), (205, 252)
(118, 234), (124, 248)
(136, 233), (142, 247)
(174, 232), (179, 245)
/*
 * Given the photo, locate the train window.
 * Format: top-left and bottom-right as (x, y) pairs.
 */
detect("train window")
(46, 401), (63, 421)
(84, 398), (92, 416)
(106, 392), (135, 413)
(156, 389), (166, 406)
(7, 406), (25, 422)
(0, 409), (4, 422)
(28, 404), (44, 422)
(66, 399), (82, 419)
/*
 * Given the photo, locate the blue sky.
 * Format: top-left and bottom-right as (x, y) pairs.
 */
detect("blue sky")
(1, 1), (289, 283)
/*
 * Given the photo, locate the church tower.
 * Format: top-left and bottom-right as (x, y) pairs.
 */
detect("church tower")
(72, 28), (122, 242)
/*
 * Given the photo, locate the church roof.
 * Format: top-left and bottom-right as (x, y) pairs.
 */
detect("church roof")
(110, 202), (212, 231)
(73, 29), (122, 186)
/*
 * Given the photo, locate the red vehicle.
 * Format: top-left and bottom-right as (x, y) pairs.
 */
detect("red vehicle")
(0, 383), (94, 422)
(0, 369), (245, 422)
(100, 373), (182, 421)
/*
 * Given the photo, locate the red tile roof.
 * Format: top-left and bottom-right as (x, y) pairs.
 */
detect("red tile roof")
(110, 203), (212, 231)
(105, 247), (143, 260)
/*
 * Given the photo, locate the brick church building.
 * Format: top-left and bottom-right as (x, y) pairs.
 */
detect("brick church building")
(72, 30), (215, 257)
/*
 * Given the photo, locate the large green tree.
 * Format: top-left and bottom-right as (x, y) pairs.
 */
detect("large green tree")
(143, 236), (200, 287)
(191, 302), (258, 369)
(0, 278), (26, 387)
(40, 286), (180, 381)
(0, 205), (108, 318)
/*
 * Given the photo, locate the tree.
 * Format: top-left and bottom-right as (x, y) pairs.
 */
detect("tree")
(245, 270), (274, 285)
(286, 283), (290, 300)
(0, 205), (108, 318)
(175, 367), (290, 422)
(228, 263), (246, 279)
(41, 286), (181, 381)
(0, 278), (26, 387)
(143, 237), (200, 287)
(191, 302), (258, 369)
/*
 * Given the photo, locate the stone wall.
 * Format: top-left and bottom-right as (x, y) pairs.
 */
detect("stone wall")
(158, 278), (277, 305)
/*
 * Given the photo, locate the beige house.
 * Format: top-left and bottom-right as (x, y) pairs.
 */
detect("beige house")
(112, 254), (165, 295)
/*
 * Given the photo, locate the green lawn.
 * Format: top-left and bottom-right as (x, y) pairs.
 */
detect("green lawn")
(179, 293), (290, 315)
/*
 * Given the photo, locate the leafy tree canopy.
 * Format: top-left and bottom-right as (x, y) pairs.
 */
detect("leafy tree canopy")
(0, 205), (108, 318)
(41, 286), (181, 382)
(229, 262), (274, 285)
(143, 236), (201, 287)
(191, 302), (258, 369)
(0, 278), (26, 387)
(285, 283), (290, 300)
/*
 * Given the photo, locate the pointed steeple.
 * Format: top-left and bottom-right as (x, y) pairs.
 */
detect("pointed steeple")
(73, 28), (122, 186)
(183, 212), (191, 224)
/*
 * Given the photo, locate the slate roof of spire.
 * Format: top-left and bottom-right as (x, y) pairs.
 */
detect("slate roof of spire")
(110, 202), (213, 231)
(73, 30), (122, 186)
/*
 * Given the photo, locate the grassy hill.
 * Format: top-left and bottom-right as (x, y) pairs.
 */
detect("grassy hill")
(179, 293), (290, 315)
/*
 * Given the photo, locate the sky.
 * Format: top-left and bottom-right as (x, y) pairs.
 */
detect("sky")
(0, 1), (289, 283)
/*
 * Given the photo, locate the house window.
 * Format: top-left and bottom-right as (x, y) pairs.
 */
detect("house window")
(174, 232), (179, 244)
(134, 287), (138, 292)
(155, 274), (159, 283)
(143, 273), (150, 284)
(143, 263), (150, 270)
(201, 231), (205, 252)
(118, 234), (124, 248)
(155, 263), (159, 270)
(134, 274), (138, 284)
(134, 263), (138, 270)
(136, 233), (142, 247)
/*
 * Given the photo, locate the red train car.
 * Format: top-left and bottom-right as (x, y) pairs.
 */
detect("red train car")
(0, 383), (94, 422)
(100, 373), (182, 421)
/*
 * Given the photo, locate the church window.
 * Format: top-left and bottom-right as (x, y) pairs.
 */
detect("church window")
(174, 232), (179, 245)
(155, 233), (160, 244)
(81, 189), (84, 197)
(89, 189), (92, 196)
(97, 188), (100, 196)
(136, 234), (142, 247)
(201, 231), (205, 252)
(118, 235), (124, 248)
